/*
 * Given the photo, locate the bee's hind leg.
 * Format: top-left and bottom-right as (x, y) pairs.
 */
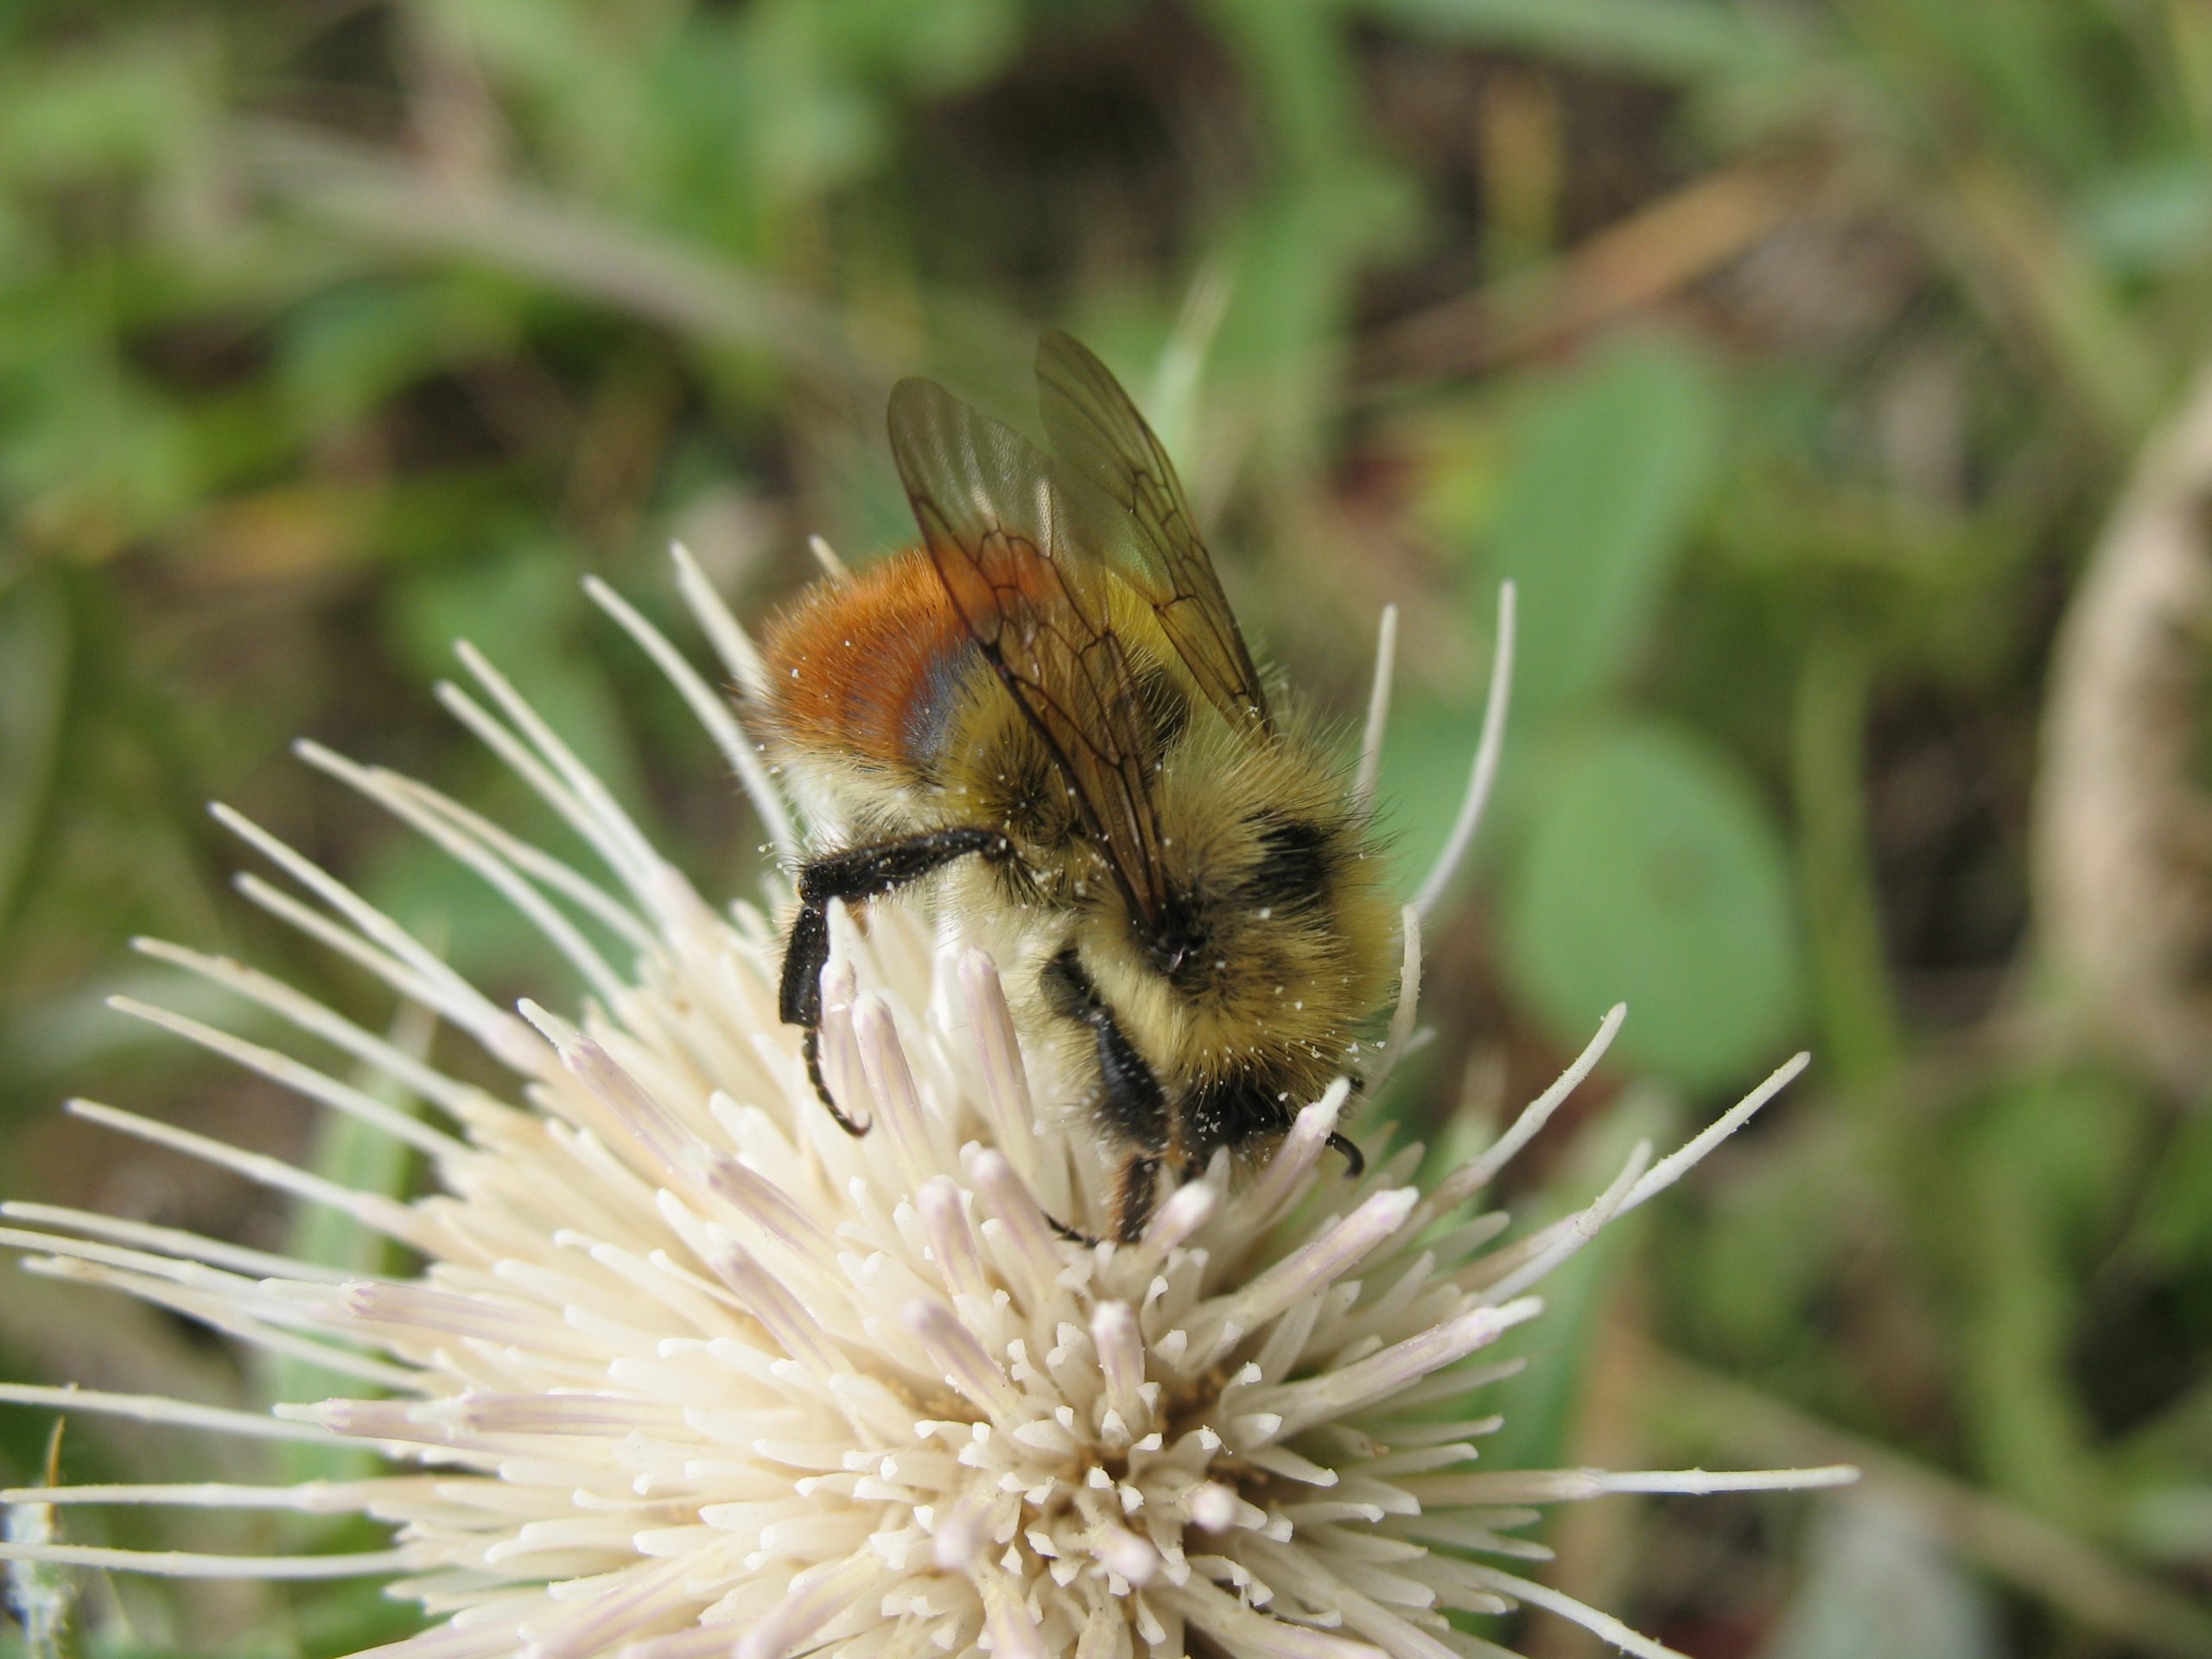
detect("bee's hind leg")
(778, 828), (1015, 1135)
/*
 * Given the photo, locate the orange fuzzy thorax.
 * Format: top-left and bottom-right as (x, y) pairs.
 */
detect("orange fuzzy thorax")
(755, 548), (974, 771)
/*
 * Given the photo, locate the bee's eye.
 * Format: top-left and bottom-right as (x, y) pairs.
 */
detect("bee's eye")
(1248, 816), (1332, 911)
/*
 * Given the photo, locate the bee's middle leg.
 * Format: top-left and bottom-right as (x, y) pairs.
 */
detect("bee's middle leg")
(1325, 1073), (1367, 1176)
(1112, 1152), (1165, 1243)
(1041, 946), (1172, 1243)
(1325, 1132), (1365, 1178)
(779, 828), (1013, 1134)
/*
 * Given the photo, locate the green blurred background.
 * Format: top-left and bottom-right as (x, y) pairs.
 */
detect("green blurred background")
(3, 0), (2210, 1655)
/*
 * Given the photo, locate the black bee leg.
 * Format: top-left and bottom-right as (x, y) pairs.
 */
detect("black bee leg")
(1325, 1130), (1365, 1179)
(800, 1027), (870, 1137)
(1041, 945), (1173, 1244)
(1112, 1153), (1165, 1243)
(779, 828), (1015, 1135)
(1044, 1210), (1103, 1248)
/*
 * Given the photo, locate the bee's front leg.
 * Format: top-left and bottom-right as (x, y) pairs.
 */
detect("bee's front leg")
(779, 828), (1014, 1134)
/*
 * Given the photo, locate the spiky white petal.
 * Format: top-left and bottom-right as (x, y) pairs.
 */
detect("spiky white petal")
(0, 561), (1852, 1659)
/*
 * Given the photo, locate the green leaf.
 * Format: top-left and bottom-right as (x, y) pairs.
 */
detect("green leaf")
(1681, 1148), (1838, 1359)
(0, 35), (216, 183)
(2130, 1107), (2212, 1270)
(1371, 690), (1491, 898)
(387, 542), (647, 810)
(1480, 334), (1721, 718)
(826, 0), (1023, 92)
(1503, 715), (1803, 1087)
(2077, 155), (2212, 276)
(276, 282), (488, 436)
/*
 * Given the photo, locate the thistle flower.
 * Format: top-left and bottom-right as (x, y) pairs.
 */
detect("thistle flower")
(0, 553), (1850, 1658)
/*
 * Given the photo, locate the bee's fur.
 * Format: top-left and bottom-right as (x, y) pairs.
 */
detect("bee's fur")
(756, 333), (1397, 1240)
(758, 548), (1395, 1238)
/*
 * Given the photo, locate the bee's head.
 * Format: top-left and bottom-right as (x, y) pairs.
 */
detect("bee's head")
(1090, 728), (1399, 1096)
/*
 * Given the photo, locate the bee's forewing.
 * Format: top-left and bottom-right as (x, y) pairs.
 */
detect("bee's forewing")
(1034, 328), (1272, 734)
(887, 373), (1173, 930)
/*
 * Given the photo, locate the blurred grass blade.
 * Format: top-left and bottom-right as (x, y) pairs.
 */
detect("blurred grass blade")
(0, 575), (72, 944)
(3, 1425), (74, 1659)
(3, 1503), (73, 1659)
(1353, 0), (1786, 82)
(1480, 1089), (1671, 1478)
(1650, 1352), (2212, 1659)
(1791, 638), (1907, 1090)
(271, 1001), (431, 1484)
(232, 118), (882, 398)
(1763, 1497), (2002, 1659)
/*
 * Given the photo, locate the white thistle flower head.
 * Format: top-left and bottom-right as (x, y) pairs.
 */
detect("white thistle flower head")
(0, 556), (1852, 1659)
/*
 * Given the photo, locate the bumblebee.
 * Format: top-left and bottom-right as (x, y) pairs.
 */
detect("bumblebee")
(756, 332), (1395, 1240)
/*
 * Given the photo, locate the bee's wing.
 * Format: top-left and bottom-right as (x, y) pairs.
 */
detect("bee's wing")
(1034, 328), (1272, 733)
(887, 373), (1172, 930)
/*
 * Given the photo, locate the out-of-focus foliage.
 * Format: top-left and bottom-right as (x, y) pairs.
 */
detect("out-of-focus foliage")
(2, 0), (2209, 1655)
